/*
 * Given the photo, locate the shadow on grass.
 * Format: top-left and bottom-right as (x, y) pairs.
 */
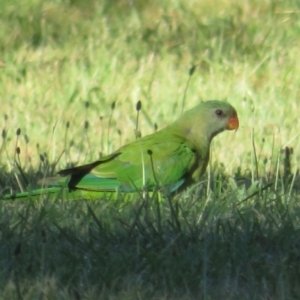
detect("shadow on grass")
(1, 177), (300, 299)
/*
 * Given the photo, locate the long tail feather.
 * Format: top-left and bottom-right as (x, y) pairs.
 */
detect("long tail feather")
(2, 187), (130, 201)
(2, 187), (66, 200)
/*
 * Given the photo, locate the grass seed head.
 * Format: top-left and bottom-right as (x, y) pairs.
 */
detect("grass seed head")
(111, 101), (116, 110)
(2, 129), (6, 139)
(40, 154), (45, 163)
(136, 100), (142, 111)
(189, 64), (196, 76)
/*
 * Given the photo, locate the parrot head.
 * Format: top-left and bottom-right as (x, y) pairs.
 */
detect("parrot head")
(175, 100), (239, 144)
(203, 100), (239, 138)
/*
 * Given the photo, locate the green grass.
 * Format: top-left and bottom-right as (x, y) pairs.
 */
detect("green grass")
(1, 0), (300, 298)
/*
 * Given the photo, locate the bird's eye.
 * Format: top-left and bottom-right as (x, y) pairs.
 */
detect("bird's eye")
(215, 109), (223, 117)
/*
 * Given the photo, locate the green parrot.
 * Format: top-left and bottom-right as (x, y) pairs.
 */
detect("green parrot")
(3, 100), (239, 200)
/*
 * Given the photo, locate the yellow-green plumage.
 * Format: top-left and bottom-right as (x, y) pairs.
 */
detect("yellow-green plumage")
(3, 100), (239, 200)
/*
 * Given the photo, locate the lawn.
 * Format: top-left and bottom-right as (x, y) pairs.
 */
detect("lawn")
(1, 0), (300, 299)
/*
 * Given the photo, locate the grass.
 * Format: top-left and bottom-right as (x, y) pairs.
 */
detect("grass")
(1, 0), (300, 298)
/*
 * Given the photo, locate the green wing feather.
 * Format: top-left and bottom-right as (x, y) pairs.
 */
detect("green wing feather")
(60, 130), (198, 194)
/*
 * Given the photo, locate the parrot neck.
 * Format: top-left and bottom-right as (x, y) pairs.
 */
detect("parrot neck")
(168, 121), (211, 159)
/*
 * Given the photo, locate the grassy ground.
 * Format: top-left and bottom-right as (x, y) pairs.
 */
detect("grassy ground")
(1, 0), (300, 298)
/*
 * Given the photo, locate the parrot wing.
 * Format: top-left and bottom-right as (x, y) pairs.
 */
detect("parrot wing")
(58, 131), (199, 193)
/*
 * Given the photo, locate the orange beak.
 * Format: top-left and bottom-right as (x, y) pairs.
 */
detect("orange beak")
(227, 116), (239, 130)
